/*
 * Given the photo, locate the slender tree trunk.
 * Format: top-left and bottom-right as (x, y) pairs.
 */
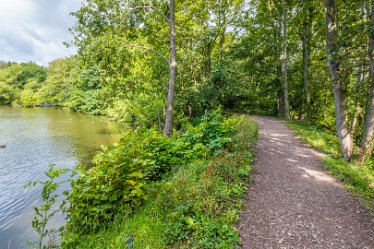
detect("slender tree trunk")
(351, 68), (364, 138)
(164, 0), (177, 137)
(157, 110), (163, 132)
(219, 14), (226, 62)
(361, 3), (374, 160)
(281, 0), (290, 119)
(301, 1), (313, 121)
(323, 0), (354, 159)
(352, 1), (367, 140)
(206, 42), (212, 78)
(273, 26), (283, 114)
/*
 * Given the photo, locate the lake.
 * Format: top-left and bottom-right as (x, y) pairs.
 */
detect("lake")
(0, 106), (121, 248)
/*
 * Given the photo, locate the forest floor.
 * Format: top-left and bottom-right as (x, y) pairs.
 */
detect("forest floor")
(238, 116), (374, 249)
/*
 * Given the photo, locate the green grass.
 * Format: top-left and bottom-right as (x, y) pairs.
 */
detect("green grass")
(288, 122), (374, 213)
(70, 116), (258, 248)
(65, 206), (167, 249)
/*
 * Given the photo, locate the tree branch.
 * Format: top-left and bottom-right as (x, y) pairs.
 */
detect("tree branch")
(129, 4), (170, 24)
(121, 44), (170, 65)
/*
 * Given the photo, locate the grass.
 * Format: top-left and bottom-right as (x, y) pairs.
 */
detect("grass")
(70, 116), (258, 248)
(288, 121), (374, 213)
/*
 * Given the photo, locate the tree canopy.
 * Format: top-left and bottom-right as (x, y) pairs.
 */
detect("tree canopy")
(0, 0), (373, 159)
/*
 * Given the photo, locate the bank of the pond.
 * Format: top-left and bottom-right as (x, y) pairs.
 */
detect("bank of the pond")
(0, 106), (121, 249)
(288, 122), (374, 213)
(61, 114), (258, 248)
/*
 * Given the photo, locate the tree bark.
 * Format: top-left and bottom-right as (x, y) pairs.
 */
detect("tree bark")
(273, 25), (283, 115)
(323, 0), (354, 159)
(361, 3), (374, 160)
(219, 3), (227, 62)
(351, 67), (364, 138)
(206, 41), (212, 78)
(300, 1), (313, 121)
(281, 0), (290, 119)
(164, 0), (177, 137)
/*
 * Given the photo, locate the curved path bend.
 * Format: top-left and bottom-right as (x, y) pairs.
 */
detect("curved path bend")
(238, 116), (374, 249)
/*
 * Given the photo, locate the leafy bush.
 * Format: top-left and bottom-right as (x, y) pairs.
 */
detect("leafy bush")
(25, 165), (69, 249)
(63, 109), (238, 242)
(62, 115), (258, 249)
(107, 92), (164, 127)
(20, 89), (40, 107)
(68, 89), (108, 115)
(159, 117), (257, 248)
(0, 81), (13, 104)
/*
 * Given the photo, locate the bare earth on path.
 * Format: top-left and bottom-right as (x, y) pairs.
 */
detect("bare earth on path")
(238, 116), (374, 249)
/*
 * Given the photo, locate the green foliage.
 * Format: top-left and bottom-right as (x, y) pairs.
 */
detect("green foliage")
(38, 57), (78, 105)
(16, 62), (46, 88)
(62, 115), (257, 249)
(289, 121), (374, 212)
(68, 89), (108, 115)
(19, 81), (42, 107)
(0, 62), (46, 106)
(67, 66), (109, 114)
(188, 63), (250, 115)
(323, 158), (374, 209)
(20, 89), (39, 107)
(25, 165), (69, 249)
(107, 92), (164, 127)
(0, 81), (13, 104)
(63, 110), (238, 243)
(62, 206), (166, 249)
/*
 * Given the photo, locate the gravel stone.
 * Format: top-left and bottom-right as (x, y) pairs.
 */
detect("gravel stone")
(238, 116), (374, 249)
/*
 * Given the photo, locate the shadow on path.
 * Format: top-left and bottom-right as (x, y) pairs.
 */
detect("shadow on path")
(238, 116), (374, 249)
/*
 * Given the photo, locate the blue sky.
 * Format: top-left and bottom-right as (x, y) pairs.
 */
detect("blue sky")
(0, 0), (81, 66)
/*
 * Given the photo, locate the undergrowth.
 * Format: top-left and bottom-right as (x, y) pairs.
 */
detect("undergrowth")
(288, 122), (374, 213)
(61, 112), (258, 248)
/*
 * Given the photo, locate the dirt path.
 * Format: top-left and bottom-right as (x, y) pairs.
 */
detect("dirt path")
(238, 116), (374, 249)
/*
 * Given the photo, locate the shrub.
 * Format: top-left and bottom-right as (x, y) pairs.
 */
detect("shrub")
(63, 109), (237, 242)
(20, 89), (40, 107)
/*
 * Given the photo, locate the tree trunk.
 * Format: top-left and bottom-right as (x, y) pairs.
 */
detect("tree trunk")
(361, 3), (374, 160)
(323, 0), (354, 159)
(164, 0), (177, 137)
(301, 1), (313, 121)
(206, 42), (212, 78)
(219, 13), (226, 62)
(351, 68), (364, 138)
(281, 0), (290, 119)
(273, 25), (283, 115)
(217, 0), (227, 62)
(157, 110), (163, 133)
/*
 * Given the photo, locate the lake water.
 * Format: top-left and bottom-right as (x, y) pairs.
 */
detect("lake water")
(0, 107), (121, 248)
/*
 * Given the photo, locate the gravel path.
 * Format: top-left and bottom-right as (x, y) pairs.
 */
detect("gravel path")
(238, 116), (374, 249)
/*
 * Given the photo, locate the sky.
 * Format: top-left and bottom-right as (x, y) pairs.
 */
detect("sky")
(0, 0), (81, 66)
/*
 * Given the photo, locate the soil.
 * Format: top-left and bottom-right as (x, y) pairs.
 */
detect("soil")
(238, 116), (374, 249)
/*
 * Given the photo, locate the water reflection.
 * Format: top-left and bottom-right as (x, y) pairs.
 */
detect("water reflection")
(0, 106), (121, 248)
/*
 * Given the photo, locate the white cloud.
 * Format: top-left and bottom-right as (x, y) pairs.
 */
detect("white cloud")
(0, 0), (81, 66)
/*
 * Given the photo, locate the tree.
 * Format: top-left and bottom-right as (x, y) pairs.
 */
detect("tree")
(280, 0), (290, 119)
(299, 0), (314, 120)
(361, 1), (374, 161)
(38, 57), (77, 105)
(119, 1), (177, 136)
(164, 0), (177, 137)
(323, 0), (354, 159)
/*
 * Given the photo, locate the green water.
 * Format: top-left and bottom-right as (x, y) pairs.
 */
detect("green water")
(0, 106), (121, 248)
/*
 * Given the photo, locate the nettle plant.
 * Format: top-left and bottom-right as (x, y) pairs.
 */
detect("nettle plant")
(25, 165), (70, 249)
